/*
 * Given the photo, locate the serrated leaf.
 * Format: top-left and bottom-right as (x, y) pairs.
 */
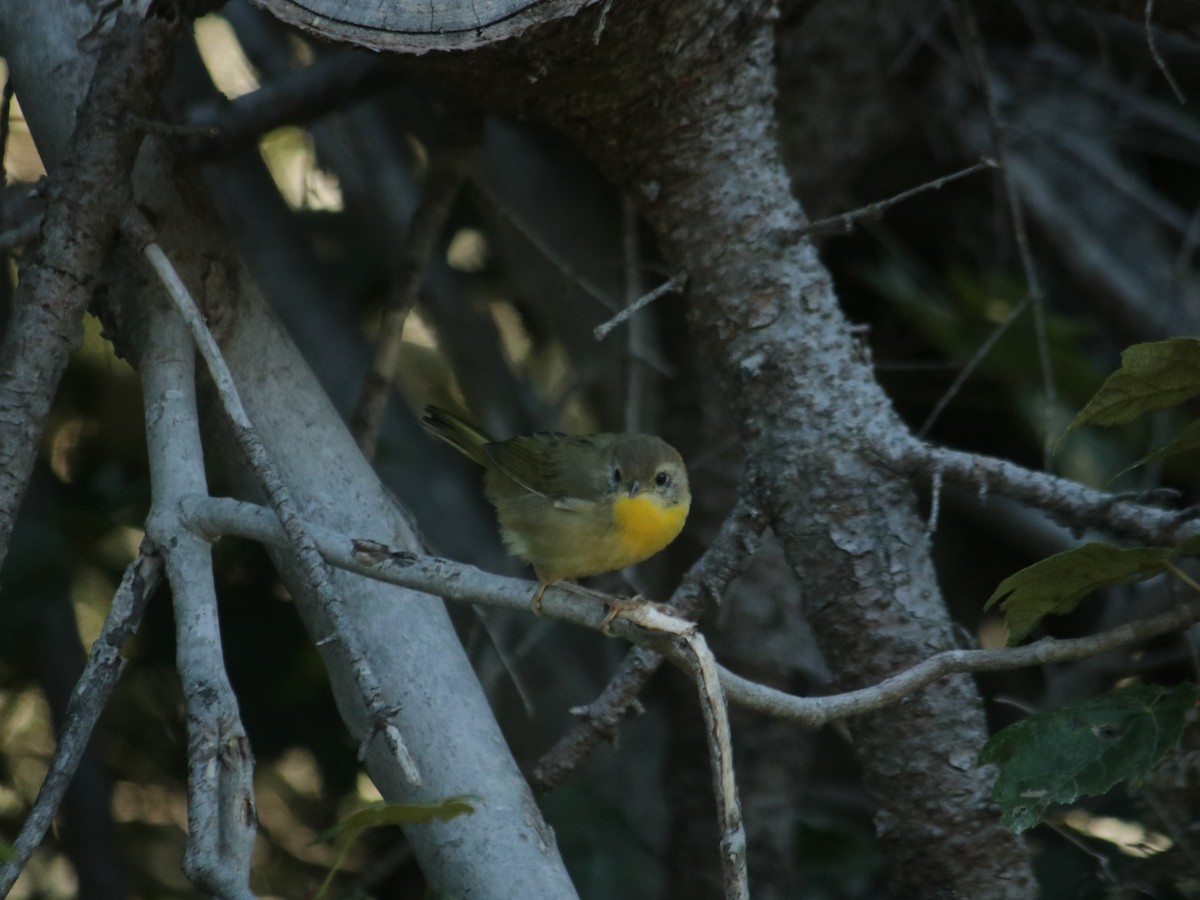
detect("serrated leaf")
(1068, 338), (1200, 432)
(313, 796), (477, 899)
(978, 683), (1197, 833)
(985, 543), (1175, 645)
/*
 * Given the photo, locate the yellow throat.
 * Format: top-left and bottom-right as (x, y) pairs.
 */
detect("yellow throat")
(611, 493), (689, 564)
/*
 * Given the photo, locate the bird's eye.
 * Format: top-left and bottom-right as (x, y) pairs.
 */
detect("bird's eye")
(612, 467), (622, 484)
(654, 470), (672, 488)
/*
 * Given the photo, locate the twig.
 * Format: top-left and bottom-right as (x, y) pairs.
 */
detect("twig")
(595, 272), (687, 342)
(957, 0), (1056, 467)
(0, 8), (179, 575)
(125, 217), (421, 787)
(470, 178), (672, 376)
(181, 494), (1200, 732)
(531, 498), (765, 791)
(715, 596), (1200, 726)
(1145, 0), (1186, 104)
(351, 114), (480, 460)
(139, 301), (257, 898)
(917, 294), (1030, 438)
(0, 73), (13, 195)
(185, 50), (398, 159)
(621, 194), (646, 432)
(680, 632), (749, 900)
(0, 545), (163, 895)
(889, 438), (1195, 546)
(471, 178), (616, 312)
(789, 157), (997, 238)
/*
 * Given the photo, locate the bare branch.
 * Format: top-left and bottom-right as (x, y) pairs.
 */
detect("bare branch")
(956, 0), (1056, 464)
(889, 437), (1197, 545)
(680, 632), (749, 900)
(789, 157), (997, 238)
(1145, 0), (1186, 104)
(351, 113), (480, 459)
(594, 272), (687, 341)
(716, 596), (1200, 726)
(0, 545), (163, 894)
(139, 299), (256, 898)
(126, 219), (421, 785)
(531, 497), (765, 791)
(185, 50), (398, 159)
(182, 494), (1200, 734)
(0, 8), (179, 573)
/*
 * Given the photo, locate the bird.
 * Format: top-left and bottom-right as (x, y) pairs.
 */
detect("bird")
(421, 405), (691, 616)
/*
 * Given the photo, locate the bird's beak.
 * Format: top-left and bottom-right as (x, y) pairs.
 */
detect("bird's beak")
(628, 480), (641, 498)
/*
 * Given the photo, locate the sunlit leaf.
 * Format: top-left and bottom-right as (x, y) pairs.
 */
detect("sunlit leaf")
(1068, 338), (1200, 432)
(978, 683), (1197, 833)
(313, 796), (477, 899)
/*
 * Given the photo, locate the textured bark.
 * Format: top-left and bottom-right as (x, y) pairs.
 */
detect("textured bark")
(4, 3), (579, 896)
(383, 2), (1039, 894)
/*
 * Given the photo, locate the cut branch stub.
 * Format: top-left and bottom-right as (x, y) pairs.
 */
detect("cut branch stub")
(248, 0), (599, 53)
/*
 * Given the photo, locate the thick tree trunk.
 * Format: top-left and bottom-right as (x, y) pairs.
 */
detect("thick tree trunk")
(389, 2), (1039, 894)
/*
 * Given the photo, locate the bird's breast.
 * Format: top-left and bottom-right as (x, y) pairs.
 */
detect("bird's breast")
(611, 494), (688, 563)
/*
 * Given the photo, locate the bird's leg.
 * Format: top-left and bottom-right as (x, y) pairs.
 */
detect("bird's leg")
(530, 571), (553, 615)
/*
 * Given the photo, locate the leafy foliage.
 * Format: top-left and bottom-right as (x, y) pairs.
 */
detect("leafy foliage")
(1068, 338), (1200, 430)
(978, 683), (1197, 833)
(1068, 338), (1200, 469)
(312, 796), (477, 899)
(983, 541), (1196, 645)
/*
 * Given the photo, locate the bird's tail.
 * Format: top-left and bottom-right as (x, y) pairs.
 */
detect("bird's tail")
(421, 405), (493, 466)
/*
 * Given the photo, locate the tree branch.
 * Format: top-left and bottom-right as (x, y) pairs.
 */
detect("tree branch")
(351, 112), (480, 459)
(891, 437), (1197, 545)
(126, 216), (421, 785)
(0, 6), (179, 572)
(0, 545), (163, 894)
(139, 296), (257, 898)
(531, 496), (765, 791)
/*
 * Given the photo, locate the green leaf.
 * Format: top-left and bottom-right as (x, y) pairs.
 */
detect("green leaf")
(1129, 416), (1200, 470)
(313, 796), (477, 899)
(978, 682), (1197, 833)
(985, 543), (1175, 645)
(1068, 338), (1200, 432)
(0, 838), (15, 864)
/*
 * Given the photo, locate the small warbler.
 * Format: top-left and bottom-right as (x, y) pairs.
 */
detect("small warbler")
(422, 406), (691, 613)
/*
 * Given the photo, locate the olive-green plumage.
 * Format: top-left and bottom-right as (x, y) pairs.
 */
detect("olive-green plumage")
(421, 406), (691, 607)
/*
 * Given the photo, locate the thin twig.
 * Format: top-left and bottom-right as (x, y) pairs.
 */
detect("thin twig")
(181, 494), (1200, 731)
(126, 218), (421, 786)
(595, 272), (687, 342)
(790, 157), (997, 238)
(0, 545), (163, 895)
(185, 50), (397, 159)
(470, 178), (672, 375)
(917, 294), (1030, 438)
(531, 497), (765, 791)
(715, 596), (1200, 727)
(958, 0), (1056, 467)
(351, 113), (480, 460)
(621, 194), (646, 432)
(680, 632), (749, 900)
(891, 438), (1196, 546)
(0, 74), (13, 197)
(1145, 0), (1186, 104)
